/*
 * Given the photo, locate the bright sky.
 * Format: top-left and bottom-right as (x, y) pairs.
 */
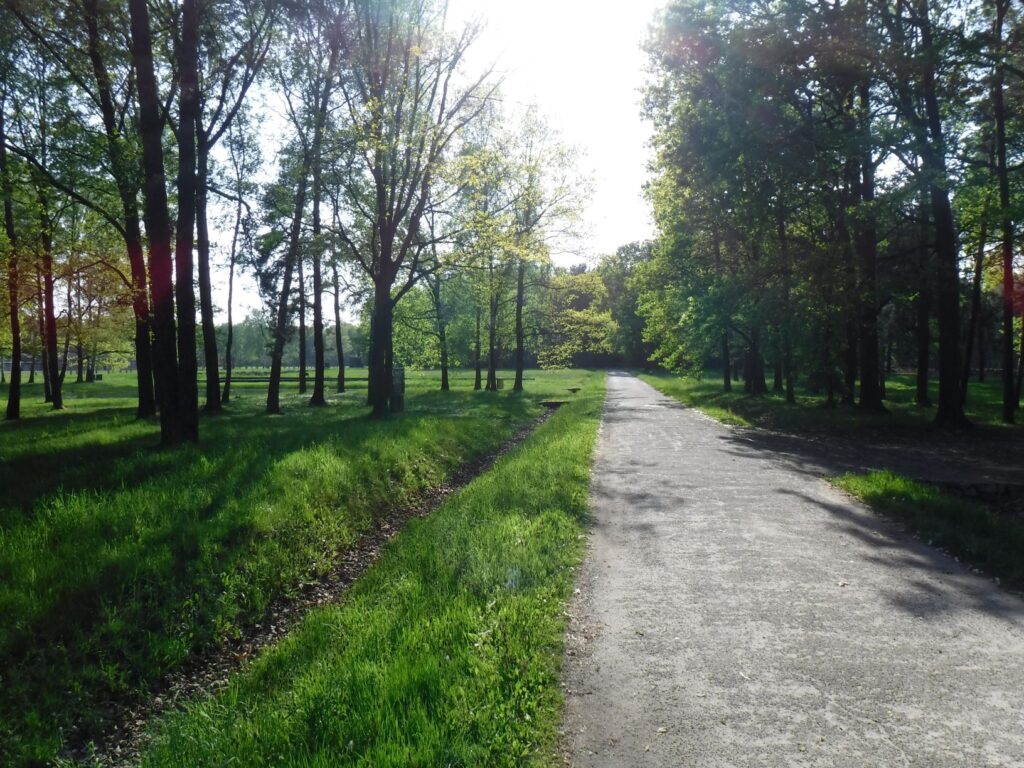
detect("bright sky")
(448, 0), (661, 263)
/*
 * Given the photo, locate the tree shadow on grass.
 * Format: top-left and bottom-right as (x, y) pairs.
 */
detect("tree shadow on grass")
(773, 487), (1024, 626)
(715, 424), (1024, 488)
(0, 387), (546, 761)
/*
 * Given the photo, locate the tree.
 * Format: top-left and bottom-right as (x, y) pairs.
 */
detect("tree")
(332, 0), (496, 416)
(538, 268), (616, 368)
(128, 0), (184, 443)
(195, 0), (277, 411)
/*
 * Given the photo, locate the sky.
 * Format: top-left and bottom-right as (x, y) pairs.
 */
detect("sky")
(447, 0), (662, 263)
(218, 0), (663, 321)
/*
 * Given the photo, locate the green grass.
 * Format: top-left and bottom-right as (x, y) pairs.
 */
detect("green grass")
(640, 370), (1023, 434)
(0, 368), (598, 766)
(138, 372), (605, 767)
(834, 471), (1024, 593)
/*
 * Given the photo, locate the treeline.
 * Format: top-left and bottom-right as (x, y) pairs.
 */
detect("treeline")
(637, 0), (1024, 425)
(387, 244), (651, 380)
(0, 0), (595, 443)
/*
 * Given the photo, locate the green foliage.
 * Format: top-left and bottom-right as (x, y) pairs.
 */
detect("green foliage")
(538, 270), (617, 368)
(835, 471), (1024, 594)
(140, 371), (604, 767)
(597, 242), (652, 367)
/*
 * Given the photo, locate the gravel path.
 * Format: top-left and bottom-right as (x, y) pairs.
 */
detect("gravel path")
(562, 372), (1024, 767)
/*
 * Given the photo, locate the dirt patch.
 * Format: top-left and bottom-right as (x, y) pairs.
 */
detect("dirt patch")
(65, 409), (555, 767)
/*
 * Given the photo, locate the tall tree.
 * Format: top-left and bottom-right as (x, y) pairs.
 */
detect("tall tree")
(195, 0), (276, 412)
(332, 0), (495, 416)
(128, 0), (182, 443)
(1, 60), (20, 420)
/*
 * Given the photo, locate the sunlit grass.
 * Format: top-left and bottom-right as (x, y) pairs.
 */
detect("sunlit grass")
(834, 471), (1024, 593)
(140, 373), (605, 767)
(0, 368), (598, 766)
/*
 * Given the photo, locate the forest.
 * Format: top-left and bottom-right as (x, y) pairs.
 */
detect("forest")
(635, 0), (1024, 425)
(1, 0), (1022, 765)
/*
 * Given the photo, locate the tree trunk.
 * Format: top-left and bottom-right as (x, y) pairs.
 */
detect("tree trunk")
(368, 280), (393, 417)
(128, 0), (181, 443)
(722, 333), (732, 392)
(962, 195), (990, 406)
(513, 259), (525, 391)
(222, 178), (242, 404)
(196, 131), (221, 412)
(309, 161), (326, 406)
(1, 97), (21, 420)
(1016, 320), (1023, 408)
(855, 83), (883, 411)
(40, 219), (62, 409)
(993, 0), (1015, 422)
(297, 254), (307, 394)
(267, 173), (308, 414)
(916, 195), (932, 406)
(838, 156), (858, 406)
(978, 323), (986, 382)
(843, 319), (857, 405)
(486, 286), (498, 391)
(917, 0), (965, 427)
(773, 361), (783, 393)
(430, 272), (449, 392)
(332, 262), (345, 393)
(308, 49), (338, 407)
(474, 304), (482, 390)
(35, 270), (49, 402)
(744, 330), (767, 395)
(172, 0), (201, 441)
(82, 0), (155, 418)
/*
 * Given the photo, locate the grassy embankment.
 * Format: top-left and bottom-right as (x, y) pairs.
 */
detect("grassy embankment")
(644, 369), (1024, 594)
(639, 370), (1021, 432)
(137, 371), (605, 767)
(0, 369), (600, 765)
(834, 471), (1024, 593)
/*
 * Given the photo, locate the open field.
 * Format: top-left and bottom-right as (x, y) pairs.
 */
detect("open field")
(0, 369), (601, 766)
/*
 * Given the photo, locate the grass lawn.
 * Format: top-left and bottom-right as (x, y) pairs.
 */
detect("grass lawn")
(137, 372), (605, 767)
(0, 368), (599, 766)
(835, 471), (1024, 594)
(640, 370), (1023, 434)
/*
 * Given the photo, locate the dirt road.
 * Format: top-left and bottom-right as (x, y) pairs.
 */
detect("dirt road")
(563, 372), (1024, 767)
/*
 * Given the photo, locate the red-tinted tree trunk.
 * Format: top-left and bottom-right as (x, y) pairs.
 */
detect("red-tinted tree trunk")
(1, 99), (20, 420)
(128, 0), (181, 443)
(993, 0), (1015, 422)
(82, 0), (155, 418)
